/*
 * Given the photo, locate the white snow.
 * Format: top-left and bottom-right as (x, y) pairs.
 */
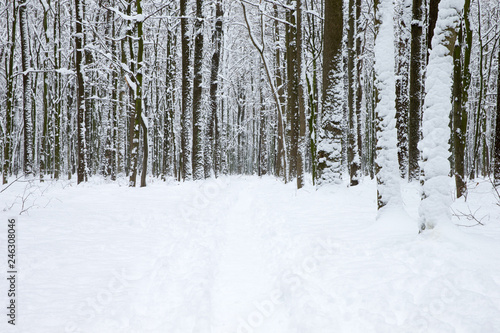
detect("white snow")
(1, 176), (500, 332)
(373, 0), (402, 211)
(55, 68), (75, 75)
(420, 0), (464, 230)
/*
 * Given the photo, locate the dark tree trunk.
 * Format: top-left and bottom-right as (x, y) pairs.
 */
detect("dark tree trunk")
(494, 39), (500, 185)
(347, 0), (360, 186)
(163, 29), (175, 179)
(258, 73), (268, 176)
(205, 0), (223, 178)
(408, 0), (423, 181)
(355, 0), (363, 173)
(3, 1), (17, 184)
(273, 4), (285, 178)
(296, 0), (306, 189)
(20, 0), (33, 175)
(192, 0), (204, 180)
(137, 0), (147, 187)
(286, 5), (298, 180)
(427, 0), (441, 58)
(395, 2), (409, 178)
(319, 0), (343, 184)
(40, 0), (50, 181)
(453, 0), (471, 194)
(180, 0), (191, 180)
(452, 25), (466, 197)
(75, 0), (87, 184)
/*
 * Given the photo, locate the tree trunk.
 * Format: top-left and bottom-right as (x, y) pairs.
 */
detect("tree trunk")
(258, 72), (268, 176)
(408, 0), (423, 181)
(163, 29), (175, 179)
(427, 0), (441, 59)
(319, 0), (343, 185)
(180, 0), (192, 180)
(420, 0), (462, 230)
(19, 0), (33, 176)
(75, 0), (87, 184)
(494, 32), (500, 185)
(395, 1), (410, 178)
(355, 0), (363, 174)
(40, 0), (50, 181)
(374, 0), (400, 211)
(192, 0), (204, 180)
(205, 0), (223, 178)
(273, 4), (286, 179)
(296, 0), (306, 189)
(286, 5), (298, 180)
(347, 0), (360, 186)
(137, 0), (147, 187)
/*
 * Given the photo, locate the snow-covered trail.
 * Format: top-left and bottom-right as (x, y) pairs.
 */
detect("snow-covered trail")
(1, 176), (500, 333)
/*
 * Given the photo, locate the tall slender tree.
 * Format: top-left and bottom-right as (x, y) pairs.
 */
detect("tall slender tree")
(128, 0), (147, 187)
(347, 0), (361, 186)
(395, 0), (410, 178)
(296, 0), (306, 189)
(75, 0), (87, 184)
(452, 0), (471, 197)
(180, 0), (192, 180)
(494, 38), (500, 185)
(420, 0), (463, 230)
(286, 3), (299, 180)
(408, 0), (423, 181)
(40, 0), (50, 181)
(192, 0), (204, 180)
(374, 0), (401, 210)
(205, 0), (223, 178)
(273, 4), (286, 179)
(3, 1), (18, 184)
(19, 0), (33, 176)
(319, 0), (343, 184)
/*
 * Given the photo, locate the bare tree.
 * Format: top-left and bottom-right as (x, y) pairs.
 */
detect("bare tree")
(408, 0), (423, 181)
(205, 0), (223, 178)
(319, 0), (343, 185)
(192, 0), (204, 180)
(180, 0), (192, 180)
(75, 0), (88, 184)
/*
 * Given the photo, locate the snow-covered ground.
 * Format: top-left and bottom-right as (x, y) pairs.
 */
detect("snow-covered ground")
(1, 176), (500, 332)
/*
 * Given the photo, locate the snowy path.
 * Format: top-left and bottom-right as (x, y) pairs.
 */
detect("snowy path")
(1, 176), (500, 332)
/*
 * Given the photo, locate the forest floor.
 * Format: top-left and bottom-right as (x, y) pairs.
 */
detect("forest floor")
(1, 175), (500, 332)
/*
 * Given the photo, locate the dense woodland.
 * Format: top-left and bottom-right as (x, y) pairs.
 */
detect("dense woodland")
(1, 0), (499, 225)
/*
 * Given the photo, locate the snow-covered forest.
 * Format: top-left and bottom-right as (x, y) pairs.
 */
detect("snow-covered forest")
(2, 0), (499, 196)
(1, 0), (500, 331)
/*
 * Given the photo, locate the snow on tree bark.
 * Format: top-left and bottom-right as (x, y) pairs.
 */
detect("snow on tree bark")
(296, 0), (306, 189)
(408, 0), (423, 181)
(395, 0), (410, 179)
(347, 0), (361, 186)
(205, 0), (223, 179)
(419, 0), (464, 230)
(452, 0), (470, 198)
(494, 36), (500, 185)
(75, 0), (88, 184)
(3, 1), (18, 184)
(374, 0), (401, 210)
(319, 0), (343, 185)
(192, 0), (204, 181)
(19, 0), (33, 176)
(180, 0), (192, 181)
